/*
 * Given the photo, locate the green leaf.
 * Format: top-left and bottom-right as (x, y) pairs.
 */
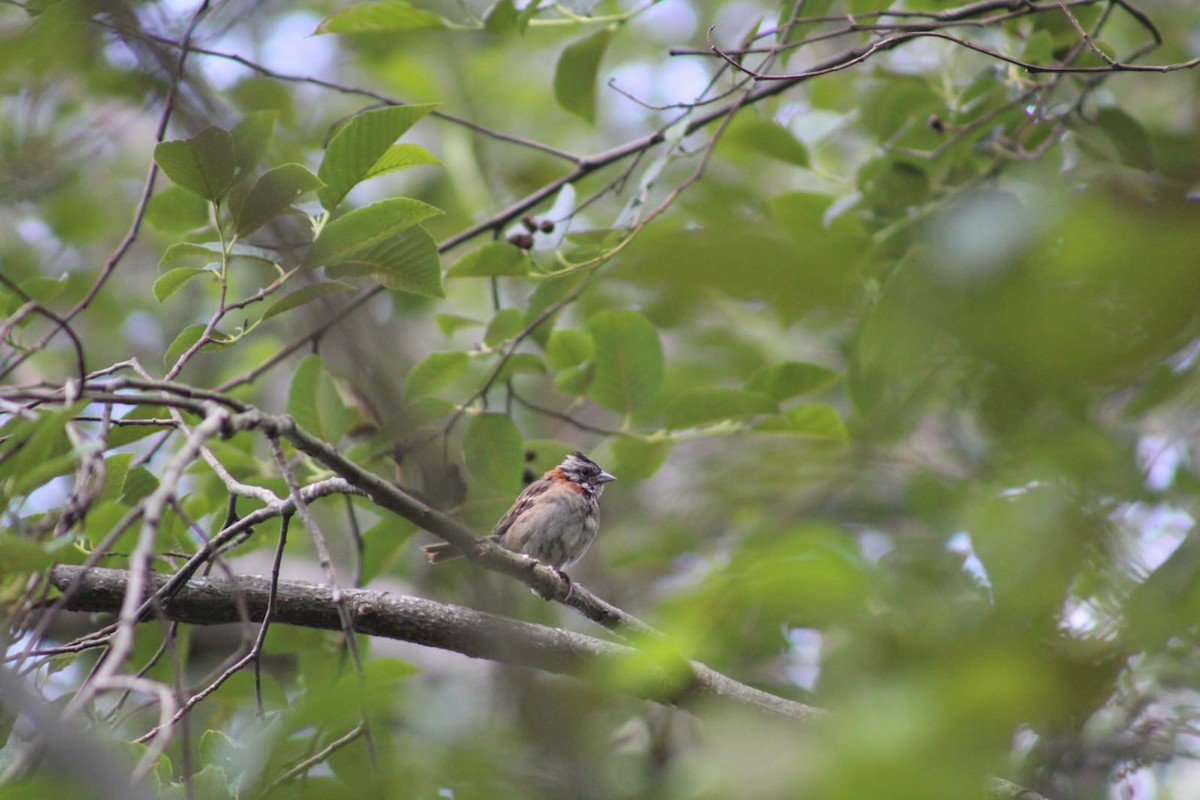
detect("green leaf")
(484, 308), (524, 346)
(1, 276), (65, 318)
(289, 355), (346, 442)
(326, 225), (443, 297)
(447, 242), (528, 278)
(198, 730), (240, 782)
(524, 271), (589, 346)
(756, 404), (848, 439)
(858, 157), (930, 215)
(405, 352), (469, 401)
(0, 534), (55, 575)
(146, 185), (210, 232)
(723, 115), (810, 167)
(362, 656), (419, 686)
(1093, 107), (1154, 170)
(13, 452), (79, 497)
(484, 0), (518, 35)
(554, 362), (594, 396)
(746, 362), (840, 401)
(554, 25), (616, 123)
(493, 352), (546, 383)
(262, 281), (355, 321)
(405, 396), (456, 426)
(194, 441), (260, 485)
(230, 246), (281, 270)
(314, 1), (446, 34)
(235, 163), (323, 236)
(546, 328), (593, 370)
(164, 324), (231, 366)
(106, 405), (171, 449)
(153, 126), (238, 201)
(1022, 29), (1054, 63)
(158, 242), (222, 271)
(360, 516), (418, 583)
(1124, 365), (1190, 418)
(776, 0), (833, 47)
(611, 437), (673, 480)
(122, 468), (160, 505)
(229, 76), (296, 123)
(303, 198), (443, 269)
(97, 453), (133, 503)
(665, 388), (777, 430)
(729, 525), (870, 627)
(187, 765), (233, 800)
(0, 403), (83, 487)
(153, 267), (212, 303)
(860, 77), (941, 141)
(586, 309), (663, 414)
(317, 104), (438, 211)
(364, 143), (441, 181)
(463, 413), (523, 494)
(79, 503), (126, 554)
(231, 110), (276, 174)
(562, 228), (623, 261)
(435, 314), (483, 336)
(517, 0), (542, 31)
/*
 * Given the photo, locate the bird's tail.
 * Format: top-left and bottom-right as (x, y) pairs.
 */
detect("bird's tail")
(421, 542), (464, 564)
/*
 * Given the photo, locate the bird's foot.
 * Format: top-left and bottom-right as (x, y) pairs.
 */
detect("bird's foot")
(554, 568), (574, 601)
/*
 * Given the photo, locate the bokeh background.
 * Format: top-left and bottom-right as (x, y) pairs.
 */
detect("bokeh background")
(3, 0), (1200, 798)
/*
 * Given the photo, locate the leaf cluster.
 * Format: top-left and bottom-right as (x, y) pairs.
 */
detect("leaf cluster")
(3, 0), (1200, 798)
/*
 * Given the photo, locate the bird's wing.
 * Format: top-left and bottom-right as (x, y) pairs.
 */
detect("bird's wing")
(491, 478), (555, 538)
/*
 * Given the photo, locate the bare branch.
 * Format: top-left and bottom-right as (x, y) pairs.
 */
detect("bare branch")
(48, 565), (822, 723)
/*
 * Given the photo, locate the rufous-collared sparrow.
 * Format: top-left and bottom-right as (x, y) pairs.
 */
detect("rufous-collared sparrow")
(422, 450), (616, 573)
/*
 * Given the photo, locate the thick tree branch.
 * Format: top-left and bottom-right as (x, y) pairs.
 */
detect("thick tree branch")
(3, 380), (659, 637)
(47, 565), (820, 723)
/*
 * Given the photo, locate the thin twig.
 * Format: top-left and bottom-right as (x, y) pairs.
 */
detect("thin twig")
(0, 273), (87, 387)
(267, 435), (377, 764)
(259, 723), (367, 795)
(133, 514), (290, 744)
(65, 407), (229, 716)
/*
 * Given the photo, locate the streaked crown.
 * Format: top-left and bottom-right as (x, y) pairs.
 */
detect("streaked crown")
(559, 450), (616, 492)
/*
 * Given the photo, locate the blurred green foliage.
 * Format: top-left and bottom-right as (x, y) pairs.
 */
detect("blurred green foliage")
(3, 0), (1200, 798)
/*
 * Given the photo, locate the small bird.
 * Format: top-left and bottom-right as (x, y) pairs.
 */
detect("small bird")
(422, 450), (616, 574)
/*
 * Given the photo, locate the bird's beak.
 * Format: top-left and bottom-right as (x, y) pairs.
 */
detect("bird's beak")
(597, 471), (617, 484)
